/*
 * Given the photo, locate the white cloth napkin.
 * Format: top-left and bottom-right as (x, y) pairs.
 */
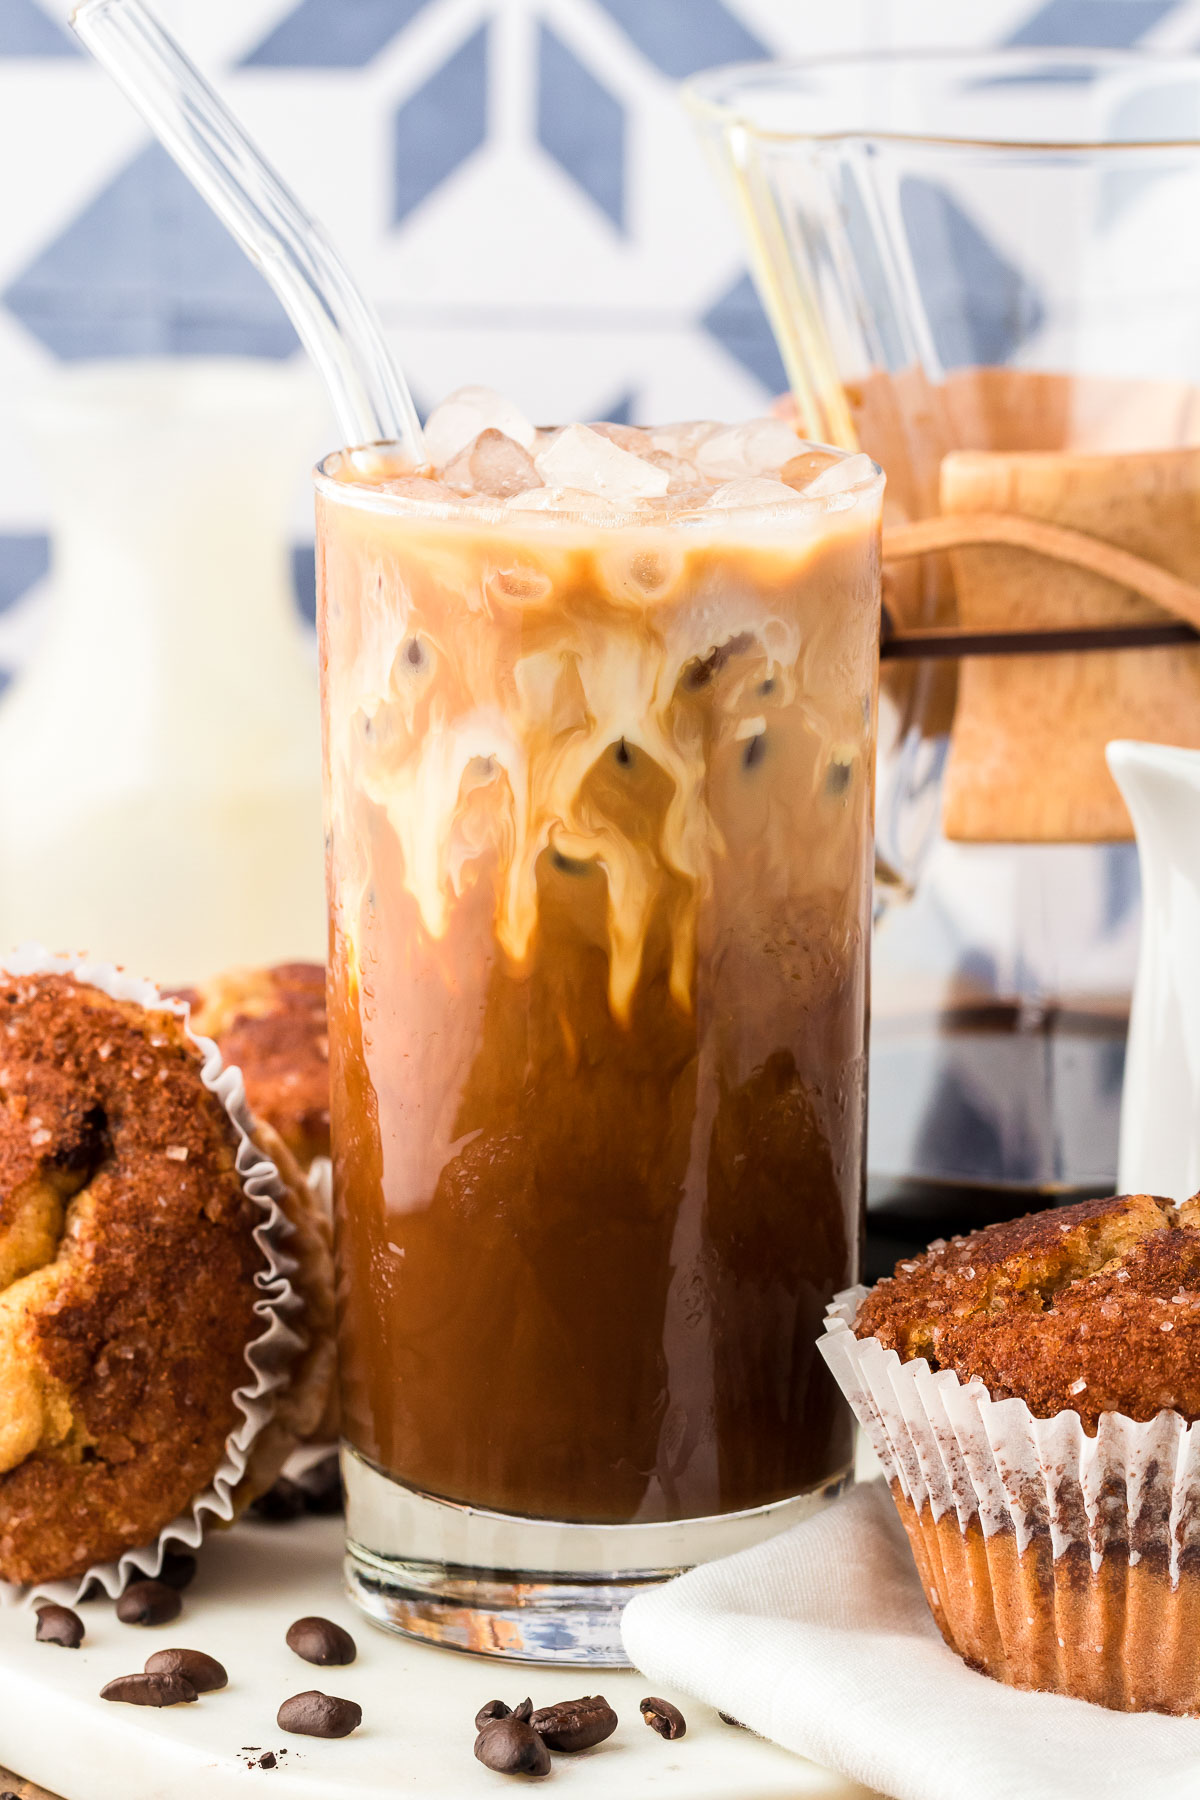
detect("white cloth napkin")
(620, 1482), (1200, 1800)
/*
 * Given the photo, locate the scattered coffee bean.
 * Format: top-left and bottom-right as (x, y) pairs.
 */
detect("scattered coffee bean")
(640, 1696), (686, 1740)
(277, 1690), (361, 1739)
(145, 1648), (228, 1693)
(475, 1699), (512, 1730)
(159, 1549), (198, 1591)
(116, 1580), (182, 1627)
(258, 1751), (277, 1769)
(250, 1477), (306, 1523)
(531, 1695), (618, 1753)
(474, 1715), (551, 1777)
(511, 1698), (533, 1723)
(293, 1452), (344, 1516)
(101, 1672), (198, 1707)
(35, 1604), (84, 1648)
(285, 1615), (356, 1666)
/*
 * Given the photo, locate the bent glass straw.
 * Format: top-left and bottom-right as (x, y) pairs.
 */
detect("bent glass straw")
(70, 0), (425, 464)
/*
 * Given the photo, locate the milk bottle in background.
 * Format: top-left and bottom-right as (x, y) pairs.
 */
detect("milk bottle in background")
(0, 360), (327, 984)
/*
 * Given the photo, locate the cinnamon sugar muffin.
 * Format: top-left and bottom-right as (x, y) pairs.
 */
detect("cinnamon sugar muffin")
(172, 964), (330, 1171)
(0, 968), (333, 1585)
(821, 1193), (1200, 1714)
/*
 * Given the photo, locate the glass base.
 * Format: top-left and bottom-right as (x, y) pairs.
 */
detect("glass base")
(342, 1447), (851, 1665)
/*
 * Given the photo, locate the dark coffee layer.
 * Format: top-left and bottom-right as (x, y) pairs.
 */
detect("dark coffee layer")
(320, 482), (878, 1524)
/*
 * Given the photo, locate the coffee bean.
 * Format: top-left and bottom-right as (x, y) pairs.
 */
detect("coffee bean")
(159, 1549), (198, 1591)
(286, 1616), (356, 1667)
(474, 1716), (551, 1777)
(145, 1648), (227, 1693)
(117, 1580), (181, 1627)
(250, 1477), (306, 1522)
(511, 1698), (533, 1723)
(277, 1691), (361, 1739)
(35, 1604), (84, 1648)
(258, 1752), (277, 1769)
(101, 1672), (198, 1707)
(475, 1699), (511, 1730)
(640, 1696), (686, 1740)
(531, 1694), (618, 1753)
(294, 1452), (344, 1516)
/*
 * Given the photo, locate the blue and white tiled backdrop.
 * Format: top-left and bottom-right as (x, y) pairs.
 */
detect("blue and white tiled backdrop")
(1, 0), (1198, 671)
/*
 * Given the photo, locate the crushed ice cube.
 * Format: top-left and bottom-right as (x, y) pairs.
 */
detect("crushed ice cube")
(695, 419), (802, 480)
(425, 386), (537, 467)
(505, 485), (620, 516)
(535, 423), (669, 505)
(643, 449), (700, 492)
(589, 422), (655, 455)
(445, 429), (540, 499)
(705, 477), (804, 510)
(381, 474), (461, 503)
(802, 452), (877, 499)
(648, 421), (722, 458)
(780, 449), (841, 491)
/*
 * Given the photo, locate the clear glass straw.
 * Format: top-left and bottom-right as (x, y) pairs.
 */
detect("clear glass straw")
(70, 0), (425, 464)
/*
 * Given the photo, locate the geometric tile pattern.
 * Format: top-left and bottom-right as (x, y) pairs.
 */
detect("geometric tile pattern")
(394, 20), (489, 225)
(3, 145), (298, 359)
(291, 544), (318, 628)
(0, 0), (79, 56)
(701, 273), (788, 394)
(900, 176), (1046, 369)
(0, 535), (49, 613)
(242, 0), (436, 67)
(393, 22), (490, 224)
(591, 0), (768, 79)
(537, 24), (625, 231)
(6, 0), (1200, 672)
(1006, 0), (1181, 45)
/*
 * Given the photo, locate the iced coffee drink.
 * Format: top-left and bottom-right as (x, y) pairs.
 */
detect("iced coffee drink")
(316, 392), (882, 1661)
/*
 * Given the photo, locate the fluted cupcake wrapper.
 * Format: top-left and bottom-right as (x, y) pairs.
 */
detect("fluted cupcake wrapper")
(820, 1290), (1200, 1712)
(0, 946), (308, 1607)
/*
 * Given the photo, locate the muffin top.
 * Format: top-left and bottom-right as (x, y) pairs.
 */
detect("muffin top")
(0, 971), (268, 1584)
(173, 964), (330, 1171)
(854, 1192), (1200, 1433)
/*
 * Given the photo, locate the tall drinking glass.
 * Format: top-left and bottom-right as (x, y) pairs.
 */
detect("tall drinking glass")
(316, 443), (882, 1662)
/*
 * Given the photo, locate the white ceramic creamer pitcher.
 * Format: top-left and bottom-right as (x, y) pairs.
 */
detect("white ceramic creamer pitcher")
(1108, 740), (1200, 1198)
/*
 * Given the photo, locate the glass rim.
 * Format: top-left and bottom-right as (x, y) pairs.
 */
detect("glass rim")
(313, 440), (884, 532)
(684, 48), (1200, 155)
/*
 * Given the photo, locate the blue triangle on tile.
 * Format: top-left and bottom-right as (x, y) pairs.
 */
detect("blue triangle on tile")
(537, 25), (625, 233)
(591, 0), (766, 81)
(1006, 0), (1179, 47)
(241, 0), (435, 68)
(900, 178), (1044, 368)
(598, 391), (638, 426)
(2, 143), (299, 359)
(0, 0), (79, 57)
(0, 535), (50, 613)
(393, 23), (490, 225)
(701, 273), (787, 397)
(292, 543), (317, 628)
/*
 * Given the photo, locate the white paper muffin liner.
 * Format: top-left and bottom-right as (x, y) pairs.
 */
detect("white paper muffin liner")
(0, 947), (308, 1607)
(820, 1286), (1200, 1583)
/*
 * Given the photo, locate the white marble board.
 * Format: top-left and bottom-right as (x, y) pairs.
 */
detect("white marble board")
(0, 1513), (875, 1800)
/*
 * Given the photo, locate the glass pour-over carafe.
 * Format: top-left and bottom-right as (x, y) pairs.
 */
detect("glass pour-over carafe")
(688, 51), (1200, 1267)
